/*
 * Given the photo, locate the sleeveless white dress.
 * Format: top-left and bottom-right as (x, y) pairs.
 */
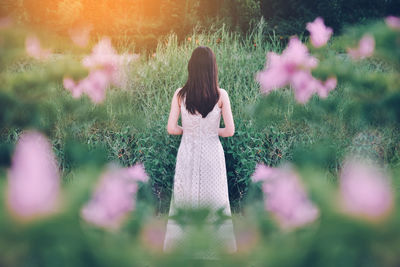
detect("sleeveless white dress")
(163, 96), (237, 254)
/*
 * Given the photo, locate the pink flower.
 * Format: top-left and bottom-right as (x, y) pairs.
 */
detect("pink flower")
(256, 37), (318, 92)
(82, 70), (110, 103)
(306, 17), (333, 48)
(257, 37), (336, 103)
(63, 77), (83, 98)
(68, 25), (92, 47)
(7, 131), (60, 219)
(256, 52), (290, 92)
(82, 38), (119, 73)
(283, 37), (318, 69)
(63, 70), (109, 103)
(347, 34), (375, 60)
(63, 37), (130, 103)
(291, 71), (317, 103)
(252, 163), (275, 182)
(124, 163), (149, 183)
(25, 35), (52, 60)
(81, 164), (148, 229)
(316, 77), (337, 98)
(251, 164), (319, 230)
(339, 160), (393, 220)
(385, 16), (400, 30)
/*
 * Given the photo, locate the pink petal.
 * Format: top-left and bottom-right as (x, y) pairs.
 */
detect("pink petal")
(316, 77), (337, 98)
(83, 70), (110, 103)
(257, 37), (319, 101)
(339, 159), (393, 219)
(82, 37), (119, 69)
(306, 17), (333, 48)
(125, 163), (149, 182)
(81, 164), (148, 230)
(256, 52), (290, 92)
(347, 34), (375, 60)
(283, 37), (318, 68)
(290, 71), (317, 103)
(256, 166), (319, 230)
(251, 163), (275, 182)
(385, 16), (400, 30)
(25, 35), (52, 60)
(7, 131), (60, 218)
(63, 77), (84, 98)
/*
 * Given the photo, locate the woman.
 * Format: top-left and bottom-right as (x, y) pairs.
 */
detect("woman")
(163, 46), (237, 254)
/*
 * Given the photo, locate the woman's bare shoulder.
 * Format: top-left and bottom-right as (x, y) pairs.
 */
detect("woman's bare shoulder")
(174, 88), (183, 106)
(218, 88), (228, 108)
(174, 88), (183, 95)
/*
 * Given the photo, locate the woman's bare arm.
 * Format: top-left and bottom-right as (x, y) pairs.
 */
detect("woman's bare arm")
(218, 89), (235, 137)
(167, 88), (183, 135)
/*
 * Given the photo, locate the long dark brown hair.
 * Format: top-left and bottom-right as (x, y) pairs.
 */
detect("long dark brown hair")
(178, 46), (220, 118)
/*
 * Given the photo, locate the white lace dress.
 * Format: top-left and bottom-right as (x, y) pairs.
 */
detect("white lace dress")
(163, 97), (237, 254)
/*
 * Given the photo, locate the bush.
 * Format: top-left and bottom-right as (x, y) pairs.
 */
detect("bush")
(260, 0), (398, 37)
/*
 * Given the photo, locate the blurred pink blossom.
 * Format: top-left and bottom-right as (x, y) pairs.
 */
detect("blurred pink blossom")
(290, 71), (317, 103)
(256, 52), (289, 91)
(292, 75), (337, 103)
(63, 37), (135, 103)
(252, 163), (275, 182)
(306, 17), (333, 48)
(68, 26), (92, 47)
(82, 38), (119, 72)
(347, 34), (375, 60)
(385, 16), (400, 30)
(81, 163), (148, 229)
(140, 218), (167, 252)
(256, 37), (318, 93)
(339, 160), (393, 220)
(7, 131), (60, 219)
(251, 164), (319, 230)
(63, 77), (83, 98)
(82, 69), (110, 103)
(257, 37), (336, 103)
(316, 77), (337, 98)
(0, 16), (12, 29)
(63, 69), (109, 103)
(25, 35), (52, 60)
(124, 163), (149, 182)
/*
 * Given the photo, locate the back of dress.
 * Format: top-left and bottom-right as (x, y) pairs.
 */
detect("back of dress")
(163, 95), (237, 254)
